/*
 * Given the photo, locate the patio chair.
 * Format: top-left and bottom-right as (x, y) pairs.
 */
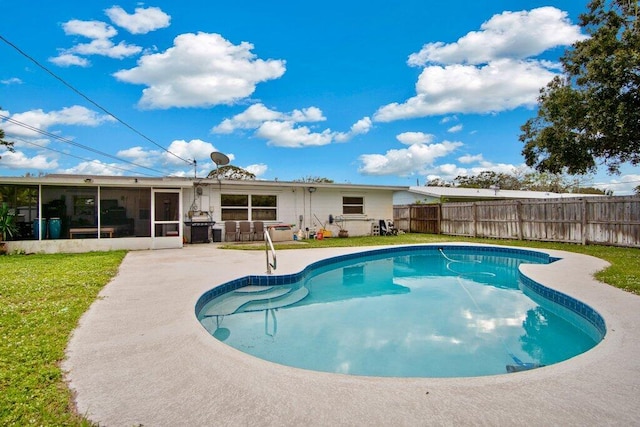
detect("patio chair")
(238, 221), (252, 241)
(253, 221), (265, 241)
(224, 221), (238, 242)
(379, 219), (398, 236)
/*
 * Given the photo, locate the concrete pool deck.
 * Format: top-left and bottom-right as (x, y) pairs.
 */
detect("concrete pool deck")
(63, 243), (640, 426)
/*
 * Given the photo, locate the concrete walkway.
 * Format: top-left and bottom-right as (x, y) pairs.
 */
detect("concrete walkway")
(63, 244), (640, 426)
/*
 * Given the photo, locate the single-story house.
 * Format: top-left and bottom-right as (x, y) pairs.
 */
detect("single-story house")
(393, 186), (603, 205)
(0, 174), (405, 253)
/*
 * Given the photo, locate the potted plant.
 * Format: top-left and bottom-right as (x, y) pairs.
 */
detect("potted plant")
(335, 218), (348, 238)
(0, 203), (18, 254)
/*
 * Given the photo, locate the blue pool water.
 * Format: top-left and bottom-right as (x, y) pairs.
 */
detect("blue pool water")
(197, 246), (604, 378)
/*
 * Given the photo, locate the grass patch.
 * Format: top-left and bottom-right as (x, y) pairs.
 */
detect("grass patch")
(0, 251), (126, 426)
(223, 233), (640, 294)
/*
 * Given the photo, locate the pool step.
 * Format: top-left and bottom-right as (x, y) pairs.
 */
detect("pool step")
(234, 285), (275, 294)
(201, 285), (309, 316)
(240, 286), (309, 313)
(202, 286), (291, 316)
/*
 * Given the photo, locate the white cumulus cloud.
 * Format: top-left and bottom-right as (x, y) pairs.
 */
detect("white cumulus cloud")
(374, 59), (555, 121)
(213, 104), (369, 147)
(114, 139), (226, 171)
(358, 140), (463, 176)
(3, 106), (115, 139)
(69, 38), (142, 59)
(458, 154), (484, 164)
(114, 32), (286, 109)
(448, 124), (463, 133)
(164, 139), (217, 166)
(596, 174), (640, 196)
(116, 146), (161, 168)
(49, 54), (90, 68)
(62, 19), (118, 39)
(105, 6), (171, 34)
(396, 132), (435, 145)
(0, 150), (59, 170)
(51, 18), (142, 65)
(334, 117), (372, 143)
(408, 7), (586, 66)
(61, 160), (125, 175)
(212, 103), (325, 134)
(1, 77), (23, 85)
(374, 7), (586, 122)
(245, 163), (268, 177)
(256, 121), (334, 148)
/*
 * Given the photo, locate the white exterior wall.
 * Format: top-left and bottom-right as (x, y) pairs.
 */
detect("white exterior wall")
(0, 176), (403, 252)
(183, 184), (396, 239)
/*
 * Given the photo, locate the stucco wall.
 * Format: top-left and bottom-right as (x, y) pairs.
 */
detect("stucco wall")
(183, 184), (395, 238)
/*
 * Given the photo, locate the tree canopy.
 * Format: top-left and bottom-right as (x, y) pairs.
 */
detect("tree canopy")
(293, 176), (335, 183)
(0, 115), (16, 160)
(520, 0), (640, 175)
(207, 165), (256, 180)
(428, 170), (606, 194)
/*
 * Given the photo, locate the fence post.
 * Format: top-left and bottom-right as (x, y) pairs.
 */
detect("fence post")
(472, 202), (477, 238)
(581, 198), (588, 245)
(516, 200), (523, 240)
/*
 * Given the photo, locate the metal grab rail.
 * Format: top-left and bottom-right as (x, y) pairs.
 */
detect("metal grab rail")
(264, 230), (277, 274)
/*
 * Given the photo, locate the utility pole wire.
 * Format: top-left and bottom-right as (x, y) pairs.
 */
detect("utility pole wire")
(0, 34), (194, 167)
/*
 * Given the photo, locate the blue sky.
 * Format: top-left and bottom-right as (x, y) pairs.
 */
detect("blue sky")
(1, 1), (638, 194)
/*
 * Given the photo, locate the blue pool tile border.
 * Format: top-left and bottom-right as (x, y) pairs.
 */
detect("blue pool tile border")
(519, 273), (606, 338)
(195, 244), (604, 339)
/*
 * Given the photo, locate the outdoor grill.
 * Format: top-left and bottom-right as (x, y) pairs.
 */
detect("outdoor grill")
(184, 217), (216, 243)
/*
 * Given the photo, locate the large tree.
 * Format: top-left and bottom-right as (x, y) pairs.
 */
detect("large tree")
(207, 165), (256, 180)
(520, 0), (640, 175)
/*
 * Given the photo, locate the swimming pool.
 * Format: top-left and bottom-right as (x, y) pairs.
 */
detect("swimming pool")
(196, 245), (605, 378)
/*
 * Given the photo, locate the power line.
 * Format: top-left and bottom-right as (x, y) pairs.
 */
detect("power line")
(0, 33), (193, 167)
(10, 136), (160, 177)
(1, 114), (169, 175)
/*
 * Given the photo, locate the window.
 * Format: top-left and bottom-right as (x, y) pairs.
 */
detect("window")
(0, 184), (38, 240)
(221, 194), (248, 220)
(343, 196), (364, 215)
(221, 194), (277, 221)
(251, 195), (277, 220)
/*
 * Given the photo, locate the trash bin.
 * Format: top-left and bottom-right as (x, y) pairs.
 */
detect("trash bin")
(212, 228), (222, 242)
(48, 217), (61, 239)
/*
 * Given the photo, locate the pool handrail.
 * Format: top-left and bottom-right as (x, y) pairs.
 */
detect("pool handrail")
(264, 229), (277, 274)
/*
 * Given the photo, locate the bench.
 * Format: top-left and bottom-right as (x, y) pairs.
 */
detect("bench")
(69, 227), (115, 239)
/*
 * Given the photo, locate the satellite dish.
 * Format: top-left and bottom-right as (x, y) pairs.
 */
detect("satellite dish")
(210, 152), (230, 166)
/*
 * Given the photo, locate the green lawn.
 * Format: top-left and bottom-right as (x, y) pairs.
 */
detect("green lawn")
(0, 235), (638, 425)
(0, 251), (126, 426)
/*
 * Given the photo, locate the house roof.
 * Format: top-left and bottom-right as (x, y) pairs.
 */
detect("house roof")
(0, 174), (408, 192)
(407, 186), (603, 200)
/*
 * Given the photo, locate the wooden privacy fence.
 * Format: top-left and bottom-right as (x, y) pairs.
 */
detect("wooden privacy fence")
(394, 196), (640, 247)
